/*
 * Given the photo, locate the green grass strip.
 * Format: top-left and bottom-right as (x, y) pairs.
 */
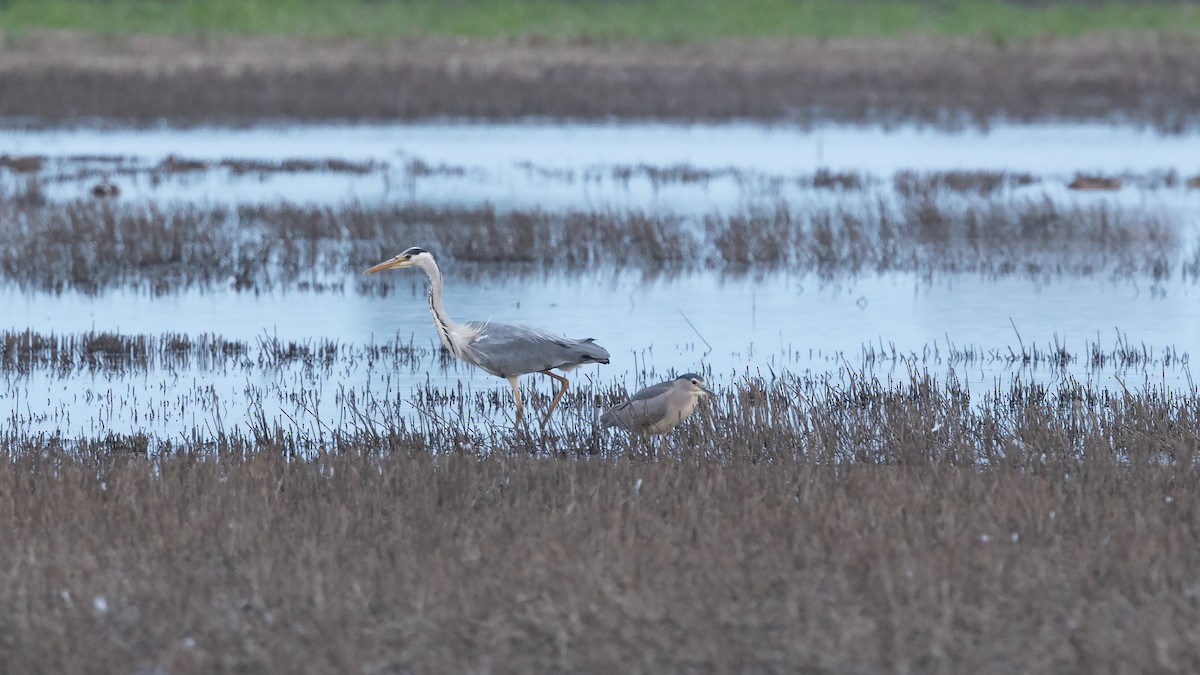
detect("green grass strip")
(2, 0), (1199, 42)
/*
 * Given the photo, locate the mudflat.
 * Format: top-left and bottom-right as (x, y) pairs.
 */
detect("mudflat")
(4, 31), (1199, 128)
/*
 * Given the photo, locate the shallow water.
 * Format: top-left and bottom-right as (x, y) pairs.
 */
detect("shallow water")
(9, 120), (1200, 171)
(2, 120), (1198, 439)
(3, 271), (1195, 438)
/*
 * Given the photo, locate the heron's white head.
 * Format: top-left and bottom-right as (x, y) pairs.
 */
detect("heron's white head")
(364, 247), (434, 275)
(677, 373), (715, 397)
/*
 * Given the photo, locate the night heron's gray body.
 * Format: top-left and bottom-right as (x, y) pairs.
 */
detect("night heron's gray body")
(601, 374), (714, 439)
(365, 247), (610, 427)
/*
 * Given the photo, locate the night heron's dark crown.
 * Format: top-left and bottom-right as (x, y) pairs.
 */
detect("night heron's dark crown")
(678, 373), (705, 381)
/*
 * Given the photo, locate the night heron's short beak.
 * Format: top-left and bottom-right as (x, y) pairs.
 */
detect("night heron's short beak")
(700, 384), (716, 397)
(364, 257), (404, 275)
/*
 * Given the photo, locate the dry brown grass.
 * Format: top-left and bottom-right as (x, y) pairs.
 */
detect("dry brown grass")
(2, 33), (1200, 128)
(2, 372), (1199, 672)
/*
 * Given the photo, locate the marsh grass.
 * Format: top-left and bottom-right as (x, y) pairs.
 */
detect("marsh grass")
(0, 330), (251, 372)
(0, 188), (1182, 293)
(0, 329), (483, 386)
(1, 371), (1199, 672)
(705, 196), (1176, 278)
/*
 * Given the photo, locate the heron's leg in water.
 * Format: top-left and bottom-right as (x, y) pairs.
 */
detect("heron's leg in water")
(507, 376), (524, 428)
(539, 370), (571, 427)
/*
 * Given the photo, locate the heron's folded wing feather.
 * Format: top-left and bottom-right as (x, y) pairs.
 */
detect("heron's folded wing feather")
(626, 380), (674, 403)
(463, 321), (606, 377)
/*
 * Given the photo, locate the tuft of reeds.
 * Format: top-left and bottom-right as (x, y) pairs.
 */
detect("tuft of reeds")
(1068, 174), (1122, 191)
(0, 330), (243, 371)
(0, 154), (44, 172)
(894, 169), (1036, 197)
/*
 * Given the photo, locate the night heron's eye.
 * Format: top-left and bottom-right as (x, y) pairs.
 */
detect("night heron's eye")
(691, 379), (699, 385)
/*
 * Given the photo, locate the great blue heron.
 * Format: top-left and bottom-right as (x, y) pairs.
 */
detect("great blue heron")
(365, 247), (611, 428)
(601, 374), (715, 447)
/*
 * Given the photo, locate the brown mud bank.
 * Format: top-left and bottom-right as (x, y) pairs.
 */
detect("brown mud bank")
(2, 32), (1200, 128)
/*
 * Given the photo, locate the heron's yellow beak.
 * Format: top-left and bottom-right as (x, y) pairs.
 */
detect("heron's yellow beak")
(364, 256), (406, 275)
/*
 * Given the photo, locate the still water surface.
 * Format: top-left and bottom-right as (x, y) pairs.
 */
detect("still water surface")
(6, 120), (1200, 212)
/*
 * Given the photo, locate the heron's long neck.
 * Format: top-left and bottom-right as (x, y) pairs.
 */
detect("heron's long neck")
(420, 260), (462, 354)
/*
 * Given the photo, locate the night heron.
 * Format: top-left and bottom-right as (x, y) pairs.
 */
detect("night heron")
(601, 373), (715, 445)
(365, 247), (610, 428)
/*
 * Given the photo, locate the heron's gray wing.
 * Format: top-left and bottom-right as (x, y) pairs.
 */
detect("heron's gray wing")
(600, 381), (674, 431)
(463, 321), (609, 378)
(626, 380), (675, 403)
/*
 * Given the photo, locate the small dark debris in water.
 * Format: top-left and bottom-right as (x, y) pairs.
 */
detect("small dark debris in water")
(68, 154), (128, 163)
(0, 154), (44, 173)
(810, 169), (863, 190)
(219, 158), (376, 175)
(406, 159), (466, 177)
(1068, 175), (1121, 191)
(159, 155), (210, 172)
(90, 180), (120, 198)
(1186, 175), (1200, 189)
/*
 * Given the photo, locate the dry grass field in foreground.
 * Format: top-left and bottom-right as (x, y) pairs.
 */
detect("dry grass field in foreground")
(1, 378), (1198, 673)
